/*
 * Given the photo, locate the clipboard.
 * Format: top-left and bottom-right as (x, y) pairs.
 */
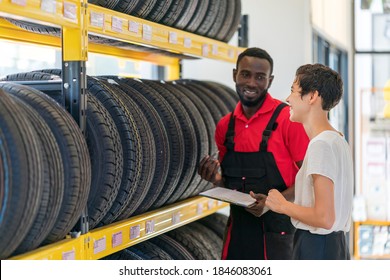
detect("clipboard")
(199, 187), (257, 208)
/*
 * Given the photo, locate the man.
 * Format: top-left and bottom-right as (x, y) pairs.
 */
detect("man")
(198, 47), (309, 260)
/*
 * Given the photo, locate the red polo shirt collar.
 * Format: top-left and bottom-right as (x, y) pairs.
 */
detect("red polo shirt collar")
(233, 93), (275, 121)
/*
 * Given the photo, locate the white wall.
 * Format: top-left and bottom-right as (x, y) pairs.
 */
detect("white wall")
(181, 0), (312, 101)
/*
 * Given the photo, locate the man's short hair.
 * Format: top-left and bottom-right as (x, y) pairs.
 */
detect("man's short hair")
(236, 47), (274, 74)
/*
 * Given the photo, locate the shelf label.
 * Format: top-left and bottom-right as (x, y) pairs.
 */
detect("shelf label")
(111, 16), (123, 33)
(217, 200), (224, 206)
(93, 236), (106, 254)
(228, 49), (235, 59)
(172, 212), (181, 225)
(184, 37), (192, 48)
(62, 249), (75, 260)
(212, 45), (218, 56)
(129, 21), (139, 34)
(90, 12), (104, 29)
(208, 199), (215, 210)
(112, 231), (123, 248)
(63, 2), (77, 22)
(11, 0), (26, 6)
(202, 44), (209, 56)
(169, 32), (178, 44)
(41, 0), (56, 14)
(143, 24), (152, 41)
(145, 219), (155, 234)
(130, 225), (140, 240)
(197, 203), (203, 215)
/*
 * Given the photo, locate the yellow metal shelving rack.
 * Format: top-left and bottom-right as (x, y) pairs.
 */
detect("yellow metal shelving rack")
(1, 0), (240, 260)
(10, 197), (228, 260)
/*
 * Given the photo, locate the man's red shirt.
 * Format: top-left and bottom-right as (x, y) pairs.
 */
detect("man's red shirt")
(215, 93), (309, 188)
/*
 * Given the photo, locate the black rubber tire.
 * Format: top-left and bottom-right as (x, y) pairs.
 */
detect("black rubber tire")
(149, 234), (195, 260)
(127, 240), (174, 260)
(0, 88), (43, 259)
(84, 93), (124, 229)
(172, 0), (198, 30)
(97, 76), (171, 217)
(88, 0), (120, 10)
(205, 0), (227, 39)
(95, 78), (157, 221)
(0, 82), (91, 245)
(195, 0), (221, 37)
(198, 213), (229, 239)
(9, 95), (64, 255)
(145, 0), (173, 22)
(184, 0), (209, 33)
(86, 77), (142, 226)
(158, 0), (186, 26)
(158, 81), (209, 201)
(166, 222), (221, 260)
(143, 80), (198, 206)
(222, 0), (242, 42)
(118, 78), (185, 212)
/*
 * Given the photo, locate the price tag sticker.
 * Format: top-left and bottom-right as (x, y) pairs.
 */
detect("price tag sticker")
(145, 220), (155, 234)
(184, 37), (192, 48)
(130, 225), (140, 240)
(208, 199), (215, 210)
(112, 231), (123, 248)
(172, 212), (181, 225)
(90, 12), (104, 28)
(228, 49), (235, 59)
(41, 0), (56, 14)
(62, 249), (75, 260)
(212, 44), (218, 55)
(202, 44), (209, 56)
(63, 2), (77, 22)
(112, 16), (123, 33)
(197, 203), (203, 215)
(11, 0), (26, 6)
(143, 24), (152, 41)
(93, 236), (106, 254)
(169, 32), (178, 44)
(129, 21), (139, 33)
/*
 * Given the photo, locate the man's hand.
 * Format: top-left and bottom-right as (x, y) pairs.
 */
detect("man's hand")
(198, 154), (222, 186)
(246, 191), (267, 217)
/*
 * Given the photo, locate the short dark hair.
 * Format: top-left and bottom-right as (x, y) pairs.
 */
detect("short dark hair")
(236, 47), (274, 74)
(295, 64), (343, 111)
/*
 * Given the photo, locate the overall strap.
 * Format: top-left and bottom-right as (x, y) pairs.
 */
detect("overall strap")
(260, 103), (288, 152)
(224, 112), (235, 150)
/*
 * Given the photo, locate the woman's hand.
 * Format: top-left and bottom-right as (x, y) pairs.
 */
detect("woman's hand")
(265, 189), (287, 214)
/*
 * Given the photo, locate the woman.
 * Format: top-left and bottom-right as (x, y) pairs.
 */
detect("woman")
(254, 63), (353, 260)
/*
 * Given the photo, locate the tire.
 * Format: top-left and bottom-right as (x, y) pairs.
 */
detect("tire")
(10, 95), (64, 255)
(0, 88), (43, 259)
(0, 82), (91, 245)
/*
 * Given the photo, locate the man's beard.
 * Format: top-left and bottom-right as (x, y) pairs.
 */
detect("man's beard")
(236, 86), (268, 107)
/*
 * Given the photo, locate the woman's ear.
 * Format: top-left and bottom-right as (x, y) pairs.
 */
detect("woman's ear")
(309, 90), (320, 105)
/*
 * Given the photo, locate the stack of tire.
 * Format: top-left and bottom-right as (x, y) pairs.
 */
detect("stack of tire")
(2, 0), (241, 59)
(0, 82), (91, 259)
(88, 0), (242, 42)
(103, 212), (228, 260)
(0, 70), (237, 258)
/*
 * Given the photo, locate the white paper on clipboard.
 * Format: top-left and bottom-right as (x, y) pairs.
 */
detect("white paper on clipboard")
(200, 187), (269, 216)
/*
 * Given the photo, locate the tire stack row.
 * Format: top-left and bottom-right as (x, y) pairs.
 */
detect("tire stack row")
(0, 83), (91, 259)
(88, 0), (242, 42)
(103, 213), (228, 260)
(3, 0), (241, 59)
(0, 70), (237, 258)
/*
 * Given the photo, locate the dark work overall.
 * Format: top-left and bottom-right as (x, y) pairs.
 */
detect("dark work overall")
(221, 103), (295, 260)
